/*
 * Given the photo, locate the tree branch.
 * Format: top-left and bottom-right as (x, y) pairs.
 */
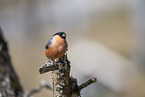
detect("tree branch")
(39, 63), (58, 74)
(78, 78), (97, 91)
(0, 27), (23, 97)
(39, 55), (97, 97)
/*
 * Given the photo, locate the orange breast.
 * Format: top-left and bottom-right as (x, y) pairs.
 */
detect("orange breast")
(45, 48), (58, 59)
(45, 35), (68, 59)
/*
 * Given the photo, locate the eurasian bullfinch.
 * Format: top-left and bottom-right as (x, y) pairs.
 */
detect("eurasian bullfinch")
(45, 32), (68, 59)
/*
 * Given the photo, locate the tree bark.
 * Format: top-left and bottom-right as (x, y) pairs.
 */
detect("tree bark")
(0, 27), (23, 97)
(40, 55), (97, 97)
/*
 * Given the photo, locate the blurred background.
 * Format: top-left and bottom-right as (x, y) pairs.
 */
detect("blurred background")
(0, 0), (145, 97)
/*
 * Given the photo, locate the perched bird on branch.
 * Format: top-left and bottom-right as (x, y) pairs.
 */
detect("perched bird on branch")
(45, 32), (68, 60)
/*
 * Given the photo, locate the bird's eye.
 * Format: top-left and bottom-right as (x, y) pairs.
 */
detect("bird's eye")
(62, 34), (66, 37)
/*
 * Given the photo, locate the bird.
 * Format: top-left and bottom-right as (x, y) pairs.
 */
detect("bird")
(45, 32), (68, 60)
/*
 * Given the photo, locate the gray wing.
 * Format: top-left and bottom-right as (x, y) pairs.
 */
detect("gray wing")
(45, 37), (53, 49)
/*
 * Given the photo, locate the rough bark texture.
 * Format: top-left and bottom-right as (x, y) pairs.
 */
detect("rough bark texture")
(0, 27), (23, 97)
(40, 55), (97, 97)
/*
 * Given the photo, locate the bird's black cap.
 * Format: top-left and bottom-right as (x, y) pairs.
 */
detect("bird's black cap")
(53, 32), (67, 39)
